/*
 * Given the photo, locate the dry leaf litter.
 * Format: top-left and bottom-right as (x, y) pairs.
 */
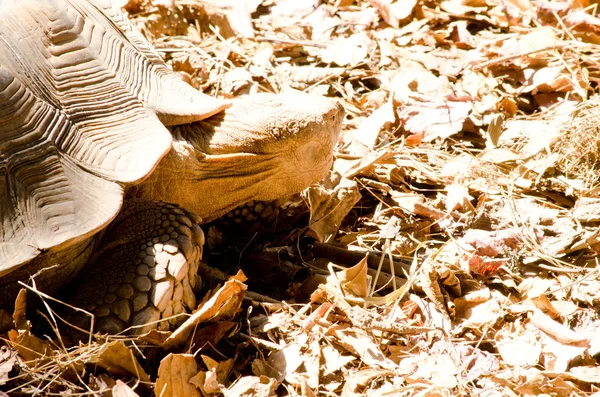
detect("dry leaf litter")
(4, 0), (600, 396)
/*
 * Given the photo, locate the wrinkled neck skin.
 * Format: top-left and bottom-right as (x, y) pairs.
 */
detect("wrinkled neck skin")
(130, 92), (344, 222)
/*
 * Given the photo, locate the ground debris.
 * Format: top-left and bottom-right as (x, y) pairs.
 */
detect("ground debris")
(6, 0), (600, 396)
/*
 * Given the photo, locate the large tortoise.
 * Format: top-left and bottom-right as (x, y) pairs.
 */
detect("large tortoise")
(0, 0), (343, 334)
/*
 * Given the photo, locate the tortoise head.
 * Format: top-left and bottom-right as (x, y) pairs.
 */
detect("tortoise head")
(131, 91), (344, 222)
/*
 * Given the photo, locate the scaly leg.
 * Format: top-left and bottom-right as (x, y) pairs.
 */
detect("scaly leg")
(68, 200), (203, 335)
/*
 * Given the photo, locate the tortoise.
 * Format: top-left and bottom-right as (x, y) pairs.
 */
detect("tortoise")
(0, 0), (343, 334)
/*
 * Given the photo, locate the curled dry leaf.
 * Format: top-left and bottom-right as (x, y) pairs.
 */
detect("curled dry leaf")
(327, 255), (369, 298)
(188, 322), (237, 353)
(420, 259), (463, 298)
(199, 356), (234, 389)
(572, 197), (600, 222)
(391, 61), (455, 103)
(156, 354), (201, 397)
(305, 171), (361, 243)
(189, 356), (236, 395)
(163, 271), (247, 349)
(12, 288), (28, 331)
(223, 0), (258, 38)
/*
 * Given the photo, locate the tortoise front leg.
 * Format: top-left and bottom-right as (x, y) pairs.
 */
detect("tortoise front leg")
(67, 200), (204, 336)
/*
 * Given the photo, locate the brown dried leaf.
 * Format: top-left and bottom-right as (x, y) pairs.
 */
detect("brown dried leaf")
(11, 289), (28, 332)
(391, 61), (455, 103)
(93, 341), (150, 383)
(225, 0), (257, 38)
(305, 172), (361, 242)
(138, 329), (171, 346)
(201, 356), (234, 386)
(461, 253), (506, 276)
(440, 0), (488, 18)
(339, 8), (378, 28)
(220, 67), (255, 95)
(480, 147), (520, 164)
(454, 289), (505, 329)
(502, 0), (534, 20)
(448, 20), (474, 48)
(183, 3), (237, 39)
(327, 256), (369, 298)
(8, 329), (53, 364)
(565, 9), (600, 37)
(156, 354), (201, 397)
(572, 197), (600, 222)
(189, 322), (237, 352)
(270, 0), (320, 19)
(191, 357), (234, 396)
(89, 374), (117, 394)
(120, 0), (147, 13)
(163, 271), (247, 349)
